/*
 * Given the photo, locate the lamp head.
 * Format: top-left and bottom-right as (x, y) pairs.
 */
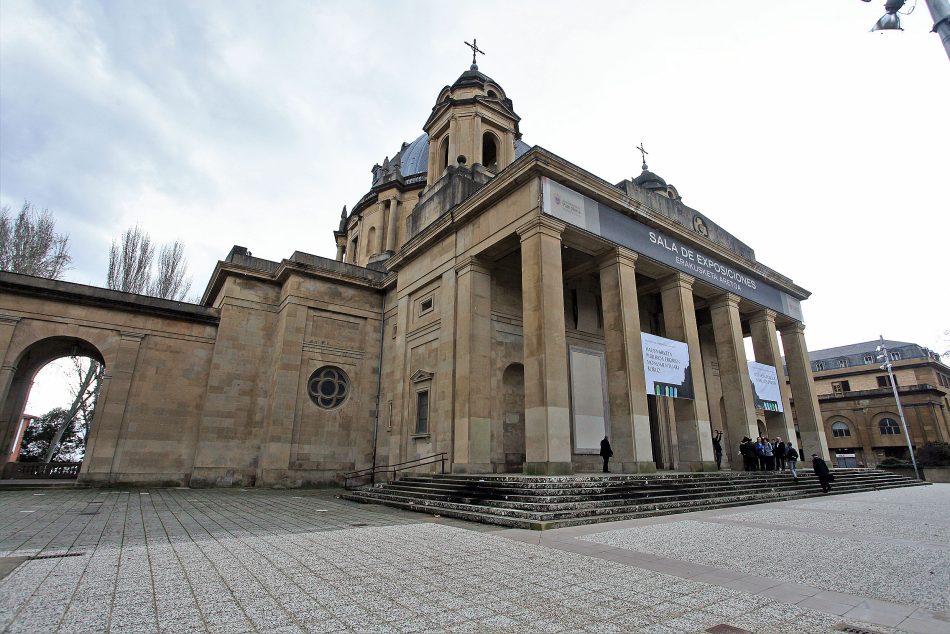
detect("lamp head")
(871, 0), (906, 32)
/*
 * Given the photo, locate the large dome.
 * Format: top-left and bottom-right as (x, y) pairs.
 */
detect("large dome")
(395, 133), (532, 177)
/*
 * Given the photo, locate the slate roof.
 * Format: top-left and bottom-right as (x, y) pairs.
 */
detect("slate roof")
(808, 340), (914, 362)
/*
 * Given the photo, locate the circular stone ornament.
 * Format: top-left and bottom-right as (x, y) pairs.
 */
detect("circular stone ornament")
(308, 366), (350, 409)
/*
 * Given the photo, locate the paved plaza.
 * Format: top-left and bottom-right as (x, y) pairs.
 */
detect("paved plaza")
(0, 484), (947, 633)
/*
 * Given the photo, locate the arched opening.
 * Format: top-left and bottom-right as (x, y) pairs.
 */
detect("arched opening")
(756, 420), (767, 437)
(366, 227), (377, 257)
(486, 89), (498, 99)
(439, 135), (450, 172)
(831, 421), (851, 438)
(501, 363), (525, 472)
(350, 236), (359, 264)
(1, 337), (105, 480)
(482, 131), (499, 172)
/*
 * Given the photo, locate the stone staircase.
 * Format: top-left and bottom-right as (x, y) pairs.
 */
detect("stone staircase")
(342, 469), (927, 530)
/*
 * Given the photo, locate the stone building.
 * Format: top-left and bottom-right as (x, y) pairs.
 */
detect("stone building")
(808, 340), (950, 467)
(0, 63), (830, 486)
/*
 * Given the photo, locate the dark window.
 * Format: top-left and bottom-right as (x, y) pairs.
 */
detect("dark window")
(415, 390), (429, 434)
(308, 366), (349, 409)
(864, 354), (875, 364)
(439, 136), (450, 171)
(420, 297), (434, 314)
(877, 375), (897, 388)
(832, 381), (850, 395)
(482, 132), (498, 172)
(879, 417), (900, 436)
(831, 421), (851, 438)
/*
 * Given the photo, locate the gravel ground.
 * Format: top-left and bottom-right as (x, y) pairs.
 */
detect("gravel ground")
(0, 488), (868, 633)
(581, 486), (950, 613)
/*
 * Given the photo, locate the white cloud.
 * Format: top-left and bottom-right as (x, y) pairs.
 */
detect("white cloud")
(1, 0), (947, 352)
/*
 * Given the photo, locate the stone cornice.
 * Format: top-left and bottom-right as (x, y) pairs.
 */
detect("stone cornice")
(0, 271), (220, 325)
(384, 147), (811, 302)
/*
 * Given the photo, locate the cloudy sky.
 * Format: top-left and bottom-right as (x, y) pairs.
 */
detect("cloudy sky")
(2, 0), (948, 387)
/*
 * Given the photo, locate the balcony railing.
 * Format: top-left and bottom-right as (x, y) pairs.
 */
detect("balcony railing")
(818, 384), (940, 400)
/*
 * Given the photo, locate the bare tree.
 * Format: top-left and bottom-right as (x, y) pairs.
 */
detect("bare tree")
(107, 225), (153, 294)
(0, 201), (71, 278)
(151, 240), (192, 301)
(107, 226), (192, 301)
(43, 357), (102, 463)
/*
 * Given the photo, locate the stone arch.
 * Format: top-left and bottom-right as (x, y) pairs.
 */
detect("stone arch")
(1, 335), (107, 476)
(439, 135), (450, 172)
(756, 419), (767, 437)
(482, 131), (499, 172)
(829, 414), (854, 439)
(501, 362), (525, 471)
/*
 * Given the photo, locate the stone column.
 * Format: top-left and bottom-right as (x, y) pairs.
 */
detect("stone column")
(749, 309), (796, 448)
(659, 273), (715, 471)
(453, 257), (493, 473)
(385, 199), (399, 253)
(82, 332), (145, 483)
(598, 249), (654, 472)
(780, 322), (831, 461)
(518, 216), (573, 475)
(709, 293), (759, 468)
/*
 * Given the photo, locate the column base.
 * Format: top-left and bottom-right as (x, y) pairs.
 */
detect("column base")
(452, 463), (493, 474)
(524, 461), (574, 476)
(682, 461), (718, 472)
(619, 461), (657, 474)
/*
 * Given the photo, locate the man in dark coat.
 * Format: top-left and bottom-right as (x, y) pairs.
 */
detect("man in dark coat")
(739, 437), (755, 471)
(812, 454), (833, 493)
(711, 430), (723, 470)
(774, 437), (787, 471)
(600, 436), (613, 473)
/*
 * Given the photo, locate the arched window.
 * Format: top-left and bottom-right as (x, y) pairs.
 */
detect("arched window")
(831, 421), (851, 438)
(367, 227), (376, 255)
(350, 237), (359, 263)
(439, 135), (450, 171)
(482, 131), (498, 172)
(879, 417), (901, 436)
(486, 89), (498, 98)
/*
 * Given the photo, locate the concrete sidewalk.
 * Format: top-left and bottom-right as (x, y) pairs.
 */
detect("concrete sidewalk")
(0, 484), (946, 633)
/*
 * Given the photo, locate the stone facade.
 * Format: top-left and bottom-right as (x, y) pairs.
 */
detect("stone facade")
(807, 340), (950, 467)
(0, 64), (830, 486)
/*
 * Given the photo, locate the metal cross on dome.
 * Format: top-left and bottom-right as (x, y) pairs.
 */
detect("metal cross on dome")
(637, 142), (649, 169)
(464, 38), (485, 67)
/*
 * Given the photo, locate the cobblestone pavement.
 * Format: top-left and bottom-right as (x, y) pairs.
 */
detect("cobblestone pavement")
(0, 485), (946, 633)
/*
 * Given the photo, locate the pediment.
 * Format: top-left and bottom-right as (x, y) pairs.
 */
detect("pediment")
(410, 369), (434, 383)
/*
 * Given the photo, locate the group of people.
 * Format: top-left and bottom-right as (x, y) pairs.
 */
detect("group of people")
(738, 435), (799, 479)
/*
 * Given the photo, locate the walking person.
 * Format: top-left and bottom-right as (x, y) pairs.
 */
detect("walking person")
(712, 430), (723, 470)
(812, 453), (834, 493)
(774, 437), (786, 471)
(786, 444), (800, 482)
(600, 436), (613, 473)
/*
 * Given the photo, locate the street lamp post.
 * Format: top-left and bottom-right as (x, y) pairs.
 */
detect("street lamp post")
(862, 0), (950, 62)
(876, 335), (921, 480)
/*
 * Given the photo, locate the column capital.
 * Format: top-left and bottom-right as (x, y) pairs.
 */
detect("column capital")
(748, 309), (778, 327)
(597, 247), (638, 272)
(454, 256), (490, 276)
(517, 215), (566, 242)
(658, 272), (695, 293)
(0, 314), (21, 326)
(709, 293), (742, 310)
(779, 321), (806, 336)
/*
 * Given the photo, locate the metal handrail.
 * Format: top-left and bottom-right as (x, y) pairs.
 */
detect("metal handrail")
(343, 452), (447, 490)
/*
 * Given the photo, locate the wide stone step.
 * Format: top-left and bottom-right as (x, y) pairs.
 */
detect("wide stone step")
(353, 479), (917, 520)
(343, 480), (927, 530)
(343, 470), (926, 530)
(383, 473), (908, 504)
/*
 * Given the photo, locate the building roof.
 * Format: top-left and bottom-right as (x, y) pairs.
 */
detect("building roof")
(809, 340), (914, 362)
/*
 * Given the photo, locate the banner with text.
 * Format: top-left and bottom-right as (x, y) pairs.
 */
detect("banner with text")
(748, 361), (783, 412)
(541, 177), (804, 321)
(641, 332), (694, 399)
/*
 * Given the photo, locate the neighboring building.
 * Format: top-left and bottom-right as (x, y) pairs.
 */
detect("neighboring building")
(809, 340), (950, 467)
(0, 61), (830, 486)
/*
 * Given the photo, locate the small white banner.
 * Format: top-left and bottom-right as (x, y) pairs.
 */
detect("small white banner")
(748, 361), (783, 412)
(641, 332), (694, 399)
